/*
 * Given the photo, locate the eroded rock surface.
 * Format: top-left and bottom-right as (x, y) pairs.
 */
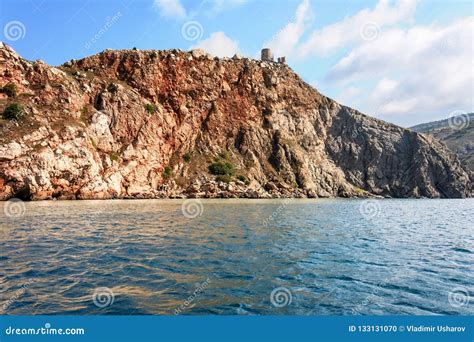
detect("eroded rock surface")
(0, 43), (471, 199)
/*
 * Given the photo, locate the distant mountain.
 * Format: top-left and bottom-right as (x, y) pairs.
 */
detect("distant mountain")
(410, 113), (474, 172)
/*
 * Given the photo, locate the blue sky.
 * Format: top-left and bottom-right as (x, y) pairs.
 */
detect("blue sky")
(1, 0), (472, 127)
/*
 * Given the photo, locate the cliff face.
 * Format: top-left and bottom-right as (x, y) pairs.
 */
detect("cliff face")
(0, 43), (471, 200)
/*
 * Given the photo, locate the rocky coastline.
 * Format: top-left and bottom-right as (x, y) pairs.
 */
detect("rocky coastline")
(0, 43), (471, 200)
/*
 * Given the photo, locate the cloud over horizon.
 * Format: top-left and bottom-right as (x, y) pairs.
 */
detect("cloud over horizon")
(191, 31), (240, 57)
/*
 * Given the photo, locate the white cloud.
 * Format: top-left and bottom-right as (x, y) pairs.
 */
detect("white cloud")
(264, 0), (313, 58)
(372, 78), (398, 98)
(266, 0), (472, 126)
(210, 0), (249, 13)
(265, 0), (416, 59)
(192, 31), (240, 57)
(329, 17), (474, 124)
(154, 0), (249, 19)
(336, 86), (363, 104)
(298, 0), (417, 58)
(154, 0), (187, 19)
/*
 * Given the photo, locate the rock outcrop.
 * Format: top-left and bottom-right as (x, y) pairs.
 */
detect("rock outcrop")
(0, 43), (471, 199)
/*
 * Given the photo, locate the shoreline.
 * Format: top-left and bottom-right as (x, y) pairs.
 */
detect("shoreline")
(2, 195), (472, 202)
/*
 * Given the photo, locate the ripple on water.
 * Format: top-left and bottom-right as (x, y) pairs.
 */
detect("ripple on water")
(0, 198), (473, 315)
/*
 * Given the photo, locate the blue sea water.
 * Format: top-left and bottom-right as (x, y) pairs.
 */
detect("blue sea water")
(0, 199), (472, 315)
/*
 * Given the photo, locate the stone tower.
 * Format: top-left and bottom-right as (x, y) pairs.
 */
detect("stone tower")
(261, 48), (273, 62)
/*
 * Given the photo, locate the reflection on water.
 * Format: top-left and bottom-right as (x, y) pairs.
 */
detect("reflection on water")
(0, 199), (473, 315)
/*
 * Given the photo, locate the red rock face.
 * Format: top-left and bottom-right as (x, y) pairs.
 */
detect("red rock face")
(0, 44), (471, 200)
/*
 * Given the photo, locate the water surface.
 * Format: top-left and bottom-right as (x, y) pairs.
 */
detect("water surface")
(1, 199), (473, 315)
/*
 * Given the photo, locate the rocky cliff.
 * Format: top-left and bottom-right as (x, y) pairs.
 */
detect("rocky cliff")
(0, 43), (471, 200)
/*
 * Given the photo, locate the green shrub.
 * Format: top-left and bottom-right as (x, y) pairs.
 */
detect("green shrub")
(109, 152), (119, 162)
(1, 83), (17, 98)
(2, 103), (24, 121)
(107, 83), (119, 93)
(219, 150), (230, 160)
(208, 161), (234, 176)
(236, 175), (247, 183)
(144, 103), (156, 114)
(215, 175), (231, 183)
(183, 152), (191, 163)
(81, 106), (92, 122)
(163, 166), (172, 178)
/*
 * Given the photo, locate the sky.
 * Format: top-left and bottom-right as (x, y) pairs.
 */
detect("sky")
(1, 0), (473, 127)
